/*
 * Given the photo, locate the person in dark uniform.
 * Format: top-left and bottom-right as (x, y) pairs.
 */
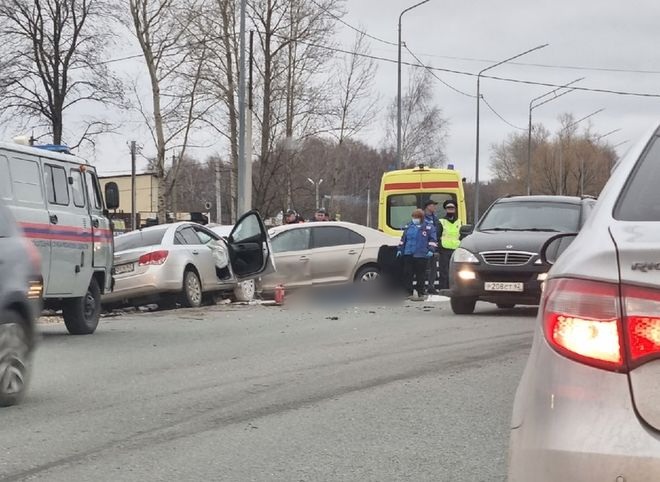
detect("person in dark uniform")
(284, 209), (305, 224)
(423, 199), (441, 294)
(397, 209), (438, 300)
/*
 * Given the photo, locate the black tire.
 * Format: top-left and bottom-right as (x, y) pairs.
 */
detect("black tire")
(450, 296), (477, 315)
(0, 310), (31, 407)
(496, 303), (515, 309)
(355, 266), (380, 283)
(180, 270), (202, 308)
(63, 277), (101, 335)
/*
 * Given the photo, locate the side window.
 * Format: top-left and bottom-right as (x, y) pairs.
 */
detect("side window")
(85, 171), (102, 210)
(271, 228), (311, 253)
(45, 165), (70, 206)
(9, 157), (43, 204)
(312, 226), (356, 248)
(231, 213), (262, 243)
(70, 169), (85, 208)
(348, 230), (366, 244)
(0, 155), (12, 200)
(195, 227), (218, 245)
(176, 226), (202, 245)
(615, 135), (660, 221)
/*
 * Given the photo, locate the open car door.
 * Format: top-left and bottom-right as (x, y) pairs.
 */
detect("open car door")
(228, 210), (275, 281)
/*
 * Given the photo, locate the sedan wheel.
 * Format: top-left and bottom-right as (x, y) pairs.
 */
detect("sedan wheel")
(233, 279), (256, 302)
(181, 270), (203, 308)
(356, 266), (380, 283)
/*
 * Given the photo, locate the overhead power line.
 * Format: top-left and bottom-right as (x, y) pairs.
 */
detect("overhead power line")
(403, 44), (474, 98)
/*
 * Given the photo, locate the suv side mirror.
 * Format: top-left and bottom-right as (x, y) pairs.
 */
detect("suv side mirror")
(459, 224), (474, 239)
(105, 182), (120, 210)
(540, 232), (578, 265)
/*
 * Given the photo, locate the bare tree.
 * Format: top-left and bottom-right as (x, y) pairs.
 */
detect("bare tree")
(129, 0), (215, 223)
(386, 68), (449, 167)
(490, 117), (617, 196)
(328, 30), (379, 144)
(0, 0), (124, 145)
(249, 0), (343, 214)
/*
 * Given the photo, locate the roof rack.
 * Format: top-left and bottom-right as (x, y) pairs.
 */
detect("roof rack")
(34, 144), (72, 155)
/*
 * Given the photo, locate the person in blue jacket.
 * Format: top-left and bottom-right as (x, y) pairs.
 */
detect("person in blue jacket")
(397, 208), (438, 300)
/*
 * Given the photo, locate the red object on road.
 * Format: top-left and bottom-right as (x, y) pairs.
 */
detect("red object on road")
(274, 284), (285, 305)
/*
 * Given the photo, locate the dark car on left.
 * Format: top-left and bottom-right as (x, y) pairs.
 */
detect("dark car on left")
(449, 195), (596, 314)
(0, 200), (42, 406)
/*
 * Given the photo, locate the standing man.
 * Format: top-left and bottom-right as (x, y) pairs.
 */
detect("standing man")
(314, 208), (329, 221)
(437, 200), (462, 290)
(423, 199), (440, 295)
(397, 209), (438, 300)
(284, 209), (305, 224)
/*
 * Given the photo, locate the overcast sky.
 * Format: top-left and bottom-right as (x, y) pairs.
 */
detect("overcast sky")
(341, 0), (660, 181)
(19, 0), (660, 181)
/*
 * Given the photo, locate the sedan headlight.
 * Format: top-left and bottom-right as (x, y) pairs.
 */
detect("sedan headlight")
(452, 247), (479, 264)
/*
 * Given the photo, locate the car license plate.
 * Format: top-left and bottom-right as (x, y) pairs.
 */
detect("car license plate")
(113, 263), (134, 275)
(484, 282), (524, 292)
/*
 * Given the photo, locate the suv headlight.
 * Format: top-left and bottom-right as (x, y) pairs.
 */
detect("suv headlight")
(452, 247), (479, 264)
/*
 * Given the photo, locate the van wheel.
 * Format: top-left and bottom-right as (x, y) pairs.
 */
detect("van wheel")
(0, 311), (31, 407)
(63, 278), (101, 335)
(181, 270), (202, 308)
(450, 296), (476, 315)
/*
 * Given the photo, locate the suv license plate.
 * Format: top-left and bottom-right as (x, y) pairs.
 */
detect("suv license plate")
(114, 263), (134, 275)
(484, 282), (524, 292)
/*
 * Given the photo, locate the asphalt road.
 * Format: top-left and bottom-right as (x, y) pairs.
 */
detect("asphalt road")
(0, 300), (537, 482)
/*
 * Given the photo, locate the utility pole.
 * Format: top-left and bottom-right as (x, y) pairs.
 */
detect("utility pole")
(366, 186), (372, 228)
(215, 161), (222, 224)
(237, 0), (248, 216)
(171, 151), (177, 215)
(130, 141), (137, 231)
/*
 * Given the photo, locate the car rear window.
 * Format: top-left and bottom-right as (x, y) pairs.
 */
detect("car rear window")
(479, 201), (581, 232)
(614, 134), (660, 221)
(115, 227), (168, 251)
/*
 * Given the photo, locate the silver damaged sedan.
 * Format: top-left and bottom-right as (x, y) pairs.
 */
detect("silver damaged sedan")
(103, 211), (274, 309)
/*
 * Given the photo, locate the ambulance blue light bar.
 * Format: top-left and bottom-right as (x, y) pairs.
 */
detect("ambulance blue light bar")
(34, 144), (71, 154)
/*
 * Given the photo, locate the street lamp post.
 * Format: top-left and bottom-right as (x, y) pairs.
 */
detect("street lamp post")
(474, 43), (548, 223)
(397, 0), (431, 170)
(526, 77), (584, 195)
(308, 178), (323, 210)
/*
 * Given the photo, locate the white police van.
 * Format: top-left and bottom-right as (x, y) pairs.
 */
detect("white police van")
(0, 138), (119, 334)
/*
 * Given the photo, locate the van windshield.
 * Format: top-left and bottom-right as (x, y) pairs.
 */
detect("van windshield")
(115, 227), (168, 251)
(387, 192), (457, 229)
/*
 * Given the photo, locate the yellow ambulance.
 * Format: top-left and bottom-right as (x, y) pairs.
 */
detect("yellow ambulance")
(378, 164), (467, 238)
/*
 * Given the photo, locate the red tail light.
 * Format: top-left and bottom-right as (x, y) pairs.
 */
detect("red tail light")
(544, 279), (660, 371)
(543, 278), (623, 370)
(138, 250), (169, 266)
(623, 285), (660, 366)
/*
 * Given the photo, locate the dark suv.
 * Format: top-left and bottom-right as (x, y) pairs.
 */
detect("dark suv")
(0, 200), (42, 406)
(448, 195), (596, 314)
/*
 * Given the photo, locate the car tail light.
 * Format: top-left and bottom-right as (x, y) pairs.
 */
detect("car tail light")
(543, 278), (624, 370)
(138, 250), (169, 266)
(623, 285), (660, 366)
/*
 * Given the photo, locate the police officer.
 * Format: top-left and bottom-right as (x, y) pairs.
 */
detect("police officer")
(397, 209), (438, 300)
(437, 200), (462, 289)
(284, 209), (304, 224)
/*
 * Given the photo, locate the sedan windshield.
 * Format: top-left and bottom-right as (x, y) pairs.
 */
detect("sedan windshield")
(115, 227), (168, 251)
(479, 201), (580, 232)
